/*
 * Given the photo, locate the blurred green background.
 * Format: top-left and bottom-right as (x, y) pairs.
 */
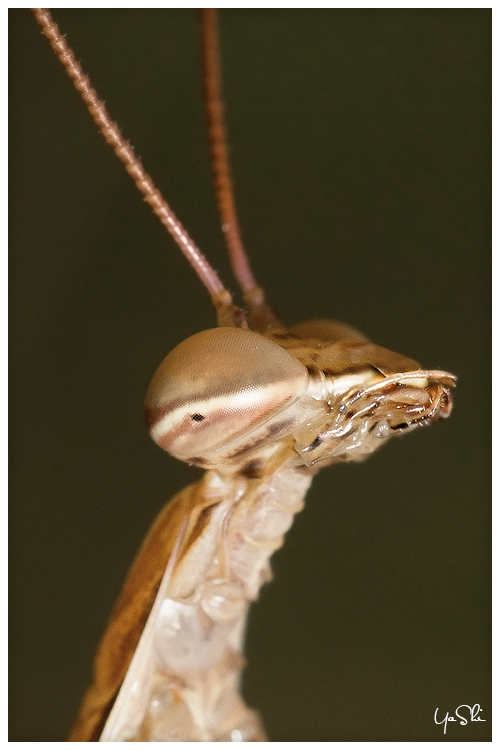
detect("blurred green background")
(10, 9), (490, 741)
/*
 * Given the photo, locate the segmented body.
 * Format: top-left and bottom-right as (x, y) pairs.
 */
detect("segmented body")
(82, 466), (310, 741)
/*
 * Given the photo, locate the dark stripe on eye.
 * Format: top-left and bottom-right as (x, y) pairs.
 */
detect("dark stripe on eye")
(228, 435), (269, 459)
(228, 418), (295, 459)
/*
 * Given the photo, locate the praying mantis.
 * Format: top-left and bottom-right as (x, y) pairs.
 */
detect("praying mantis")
(11, 8), (490, 741)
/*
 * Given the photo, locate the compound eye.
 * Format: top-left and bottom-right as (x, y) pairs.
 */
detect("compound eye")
(145, 328), (308, 460)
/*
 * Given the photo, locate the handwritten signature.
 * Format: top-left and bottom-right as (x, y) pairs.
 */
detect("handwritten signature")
(434, 704), (486, 734)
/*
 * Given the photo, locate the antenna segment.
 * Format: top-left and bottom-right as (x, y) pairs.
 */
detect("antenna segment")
(199, 8), (257, 294)
(31, 8), (229, 304)
(199, 9), (282, 331)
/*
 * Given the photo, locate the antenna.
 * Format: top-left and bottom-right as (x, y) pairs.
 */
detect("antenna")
(199, 9), (282, 332)
(31, 8), (245, 328)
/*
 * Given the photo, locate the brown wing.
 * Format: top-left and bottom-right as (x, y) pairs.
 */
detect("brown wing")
(68, 479), (206, 741)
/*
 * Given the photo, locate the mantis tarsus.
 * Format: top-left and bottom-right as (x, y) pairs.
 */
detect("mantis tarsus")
(11, 8), (490, 741)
